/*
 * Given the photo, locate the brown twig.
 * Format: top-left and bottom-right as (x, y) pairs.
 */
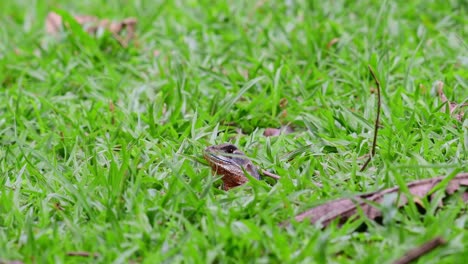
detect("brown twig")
(360, 65), (382, 172)
(67, 252), (99, 258)
(261, 169), (281, 180)
(393, 237), (446, 264)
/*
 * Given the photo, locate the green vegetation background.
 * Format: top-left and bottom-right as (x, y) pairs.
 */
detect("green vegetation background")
(0, 0), (467, 263)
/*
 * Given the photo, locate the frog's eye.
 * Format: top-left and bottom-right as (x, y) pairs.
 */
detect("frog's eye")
(221, 144), (237, 154)
(226, 146), (236, 153)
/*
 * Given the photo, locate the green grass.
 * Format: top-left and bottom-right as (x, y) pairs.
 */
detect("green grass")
(0, 0), (467, 263)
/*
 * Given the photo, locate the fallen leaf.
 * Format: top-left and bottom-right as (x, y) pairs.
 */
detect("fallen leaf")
(289, 172), (468, 227)
(45, 12), (137, 47)
(435, 81), (467, 122)
(263, 125), (294, 137)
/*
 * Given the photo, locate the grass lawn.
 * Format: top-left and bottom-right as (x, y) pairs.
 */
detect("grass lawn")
(0, 0), (467, 263)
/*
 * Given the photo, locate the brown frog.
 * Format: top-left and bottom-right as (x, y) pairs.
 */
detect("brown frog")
(203, 143), (261, 190)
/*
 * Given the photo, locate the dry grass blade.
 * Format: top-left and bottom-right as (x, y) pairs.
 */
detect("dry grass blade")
(326, 38), (339, 49)
(291, 172), (468, 227)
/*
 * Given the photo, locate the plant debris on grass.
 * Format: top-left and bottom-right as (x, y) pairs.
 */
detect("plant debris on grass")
(290, 172), (468, 227)
(0, 0), (467, 263)
(435, 81), (467, 122)
(263, 125), (294, 137)
(46, 11), (137, 47)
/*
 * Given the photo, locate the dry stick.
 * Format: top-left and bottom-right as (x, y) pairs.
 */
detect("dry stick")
(67, 252), (100, 258)
(393, 237), (446, 264)
(261, 169), (281, 180)
(360, 65), (382, 172)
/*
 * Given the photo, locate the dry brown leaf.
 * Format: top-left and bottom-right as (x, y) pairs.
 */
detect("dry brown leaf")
(45, 12), (137, 47)
(289, 172), (468, 227)
(436, 81), (467, 122)
(263, 125), (294, 137)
